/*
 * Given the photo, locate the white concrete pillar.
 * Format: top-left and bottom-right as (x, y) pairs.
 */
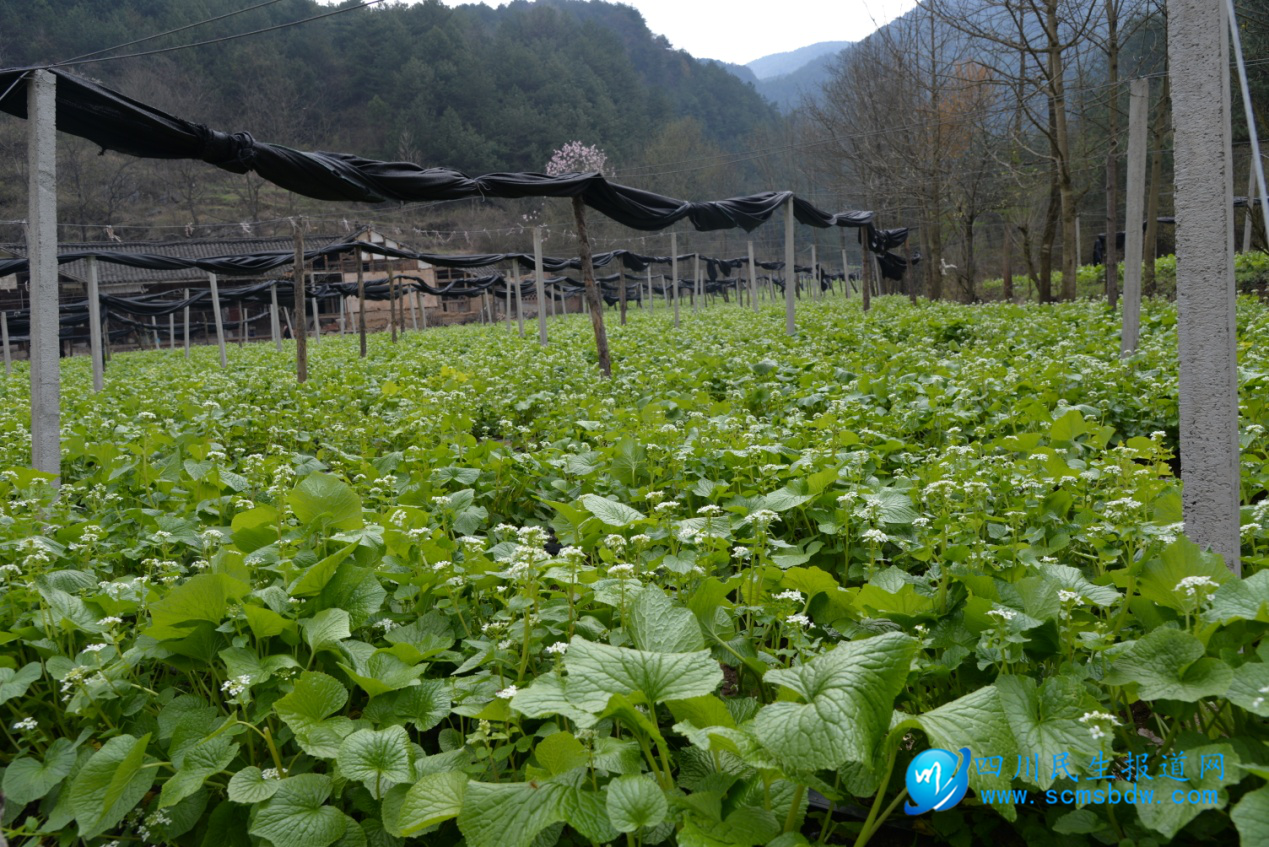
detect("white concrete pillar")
(27, 69), (59, 478)
(534, 227), (547, 346)
(2, 311), (10, 376)
(270, 283), (281, 351)
(671, 233), (680, 329)
(87, 258), (103, 392)
(208, 272), (228, 369)
(748, 241), (758, 312)
(1121, 78), (1150, 357)
(184, 288), (191, 357)
(785, 196), (796, 335)
(1171, 0), (1241, 573)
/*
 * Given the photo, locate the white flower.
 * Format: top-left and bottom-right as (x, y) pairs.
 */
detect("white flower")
(785, 613), (811, 627)
(1057, 590), (1083, 605)
(1175, 575), (1219, 598)
(774, 590), (804, 602)
(432, 495), (453, 509)
(82, 643), (110, 653)
(97, 616), (123, 627)
(1079, 711), (1121, 725)
(545, 641), (568, 655)
(986, 608), (1017, 622)
(862, 528), (889, 544)
(13, 716), (38, 731)
(697, 504), (723, 516)
(261, 768), (281, 780)
(746, 509), (780, 528)
(373, 618), (398, 632)
(221, 674), (251, 698)
(732, 545), (752, 560)
(498, 639), (512, 650)
(496, 685), (519, 699)
(654, 501), (680, 513)
(604, 534), (627, 551)
(1151, 431), (1167, 440)
(608, 563), (636, 578)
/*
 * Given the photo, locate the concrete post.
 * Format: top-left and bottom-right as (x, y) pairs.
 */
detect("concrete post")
(785, 196), (796, 335)
(811, 245), (818, 300)
(533, 227), (547, 346)
(505, 269), (512, 332)
(0, 312), (8, 376)
(1121, 78), (1150, 356)
(356, 262), (367, 358)
(293, 226), (308, 382)
(1244, 167), (1256, 252)
(339, 296), (346, 335)
(87, 258), (103, 392)
(515, 263), (525, 336)
(1171, 0), (1241, 573)
(168, 313), (175, 351)
(27, 69), (59, 478)
(693, 253), (701, 313)
(208, 273), (228, 368)
(842, 249), (850, 299)
(410, 286), (419, 330)
(671, 233), (680, 329)
(417, 291), (425, 329)
(269, 283), (281, 351)
(184, 288), (191, 357)
(748, 241), (758, 313)
(647, 267), (653, 312)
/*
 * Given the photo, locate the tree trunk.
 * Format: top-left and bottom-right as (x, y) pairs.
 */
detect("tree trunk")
(1039, 163), (1059, 302)
(1002, 224), (1014, 301)
(962, 213), (977, 301)
(572, 196), (611, 378)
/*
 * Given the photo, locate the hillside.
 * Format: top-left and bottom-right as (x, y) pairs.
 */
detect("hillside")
(745, 40), (852, 79)
(0, 0), (780, 175)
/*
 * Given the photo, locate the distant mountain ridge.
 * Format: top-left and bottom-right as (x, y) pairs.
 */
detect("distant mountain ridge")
(745, 41), (853, 79)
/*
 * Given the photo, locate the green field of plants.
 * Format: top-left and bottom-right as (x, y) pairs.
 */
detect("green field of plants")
(1, 296), (1267, 847)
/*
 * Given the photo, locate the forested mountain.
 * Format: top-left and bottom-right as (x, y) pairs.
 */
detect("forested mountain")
(0, 0), (778, 175)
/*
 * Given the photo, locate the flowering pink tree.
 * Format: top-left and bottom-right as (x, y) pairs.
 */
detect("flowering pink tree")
(545, 141), (608, 176)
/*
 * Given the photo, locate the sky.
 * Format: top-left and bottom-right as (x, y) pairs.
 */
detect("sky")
(430, 0), (922, 66)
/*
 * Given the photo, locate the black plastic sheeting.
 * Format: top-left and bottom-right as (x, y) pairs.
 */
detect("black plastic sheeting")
(0, 67), (889, 239)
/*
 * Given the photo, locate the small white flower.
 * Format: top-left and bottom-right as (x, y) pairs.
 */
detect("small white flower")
(545, 641), (568, 655)
(608, 563), (636, 579)
(497, 639), (512, 650)
(97, 616), (123, 627)
(373, 618), (398, 632)
(221, 674), (251, 698)
(13, 716), (38, 731)
(261, 768), (281, 780)
(82, 643), (110, 653)
(862, 528), (889, 544)
(732, 545), (752, 559)
(697, 504), (723, 516)
(986, 608), (1017, 622)
(654, 501), (680, 513)
(496, 685), (519, 699)
(1175, 575), (1219, 598)
(785, 613), (811, 627)
(773, 590), (804, 602)
(1057, 589), (1083, 605)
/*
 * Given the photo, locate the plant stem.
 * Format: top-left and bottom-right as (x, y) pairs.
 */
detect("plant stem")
(783, 783), (806, 834)
(853, 742), (901, 847)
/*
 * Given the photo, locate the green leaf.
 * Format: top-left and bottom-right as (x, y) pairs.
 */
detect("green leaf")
(1135, 743), (1238, 838)
(564, 636), (722, 705)
(2, 737), (77, 805)
(606, 775), (667, 832)
(146, 573), (249, 641)
(160, 735), (238, 808)
(274, 672), (354, 759)
(1209, 571), (1269, 623)
(1137, 537), (1233, 611)
(338, 651), (428, 697)
(914, 687), (1020, 820)
(396, 771), (466, 835)
(870, 488), (918, 525)
(0, 661), (42, 705)
(1232, 784), (1269, 846)
(1037, 563), (1120, 606)
(227, 767), (282, 804)
(289, 473), (363, 531)
(301, 608), (352, 654)
(628, 585), (705, 652)
(390, 679), (451, 731)
(1105, 628), (1233, 701)
(1226, 661), (1269, 716)
(754, 632), (916, 772)
(232, 506), (280, 552)
(994, 675), (1096, 789)
(250, 773), (347, 847)
(457, 780), (569, 847)
(534, 732), (590, 777)
(337, 726), (412, 797)
(69, 733), (155, 839)
(580, 494), (645, 527)
(290, 542), (359, 597)
(245, 604), (295, 639)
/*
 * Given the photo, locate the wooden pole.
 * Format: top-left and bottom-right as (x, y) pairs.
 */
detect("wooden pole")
(269, 282), (281, 351)
(841, 248), (850, 299)
(811, 244), (819, 300)
(208, 273), (228, 368)
(571, 197), (611, 377)
(417, 290), (426, 329)
(292, 224), (308, 383)
(184, 288), (191, 357)
(1171, 0), (1240, 572)
(533, 227), (548, 346)
(515, 262), (525, 336)
(861, 234), (873, 313)
(1121, 78), (1150, 357)
(339, 295), (347, 335)
(785, 196), (796, 334)
(671, 233), (681, 329)
(87, 258), (103, 392)
(647, 267), (654, 312)
(27, 69), (59, 478)
(748, 242), (758, 312)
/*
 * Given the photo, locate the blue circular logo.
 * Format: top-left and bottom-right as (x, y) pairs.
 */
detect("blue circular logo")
(905, 747), (970, 815)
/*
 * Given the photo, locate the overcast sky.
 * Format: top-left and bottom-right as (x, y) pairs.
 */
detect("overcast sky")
(430, 0), (921, 66)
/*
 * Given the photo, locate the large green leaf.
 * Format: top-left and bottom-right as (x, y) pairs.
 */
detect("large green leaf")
(390, 680), (451, 731)
(69, 733), (155, 839)
(274, 672), (354, 759)
(0, 662), (42, 705)
(2, 737), (77, 805)
(534, 732), (590, 776)
(250, 773), (347, 847)
(628, 585), (705, 653)
(1209, 571), (1269, 623)
(1232, 784), (1269, 846)
(146, 573), (249, 641)
(1135, 744), (1238, 838)
(564, 636), (722, 705)
(336, 726), (412, 797)
(301, 608), (352, 654)
(580, 494), (645, 527)
(1226, 660), (1269, 716)
(395, 771), (466, 836)
(1105, 628), (1233, 702)
(1137, 537), (1233, 611)
(606, 775), (667, 832)
(457, 780), (570, 847)
(753, 632), (916, 772)
(160, 735), (238, 808)
(227, 767), (281, 804)
(289, 473), (364, 531)
(994, 675), (1096, 789)
(914, 687), (1019, 821)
